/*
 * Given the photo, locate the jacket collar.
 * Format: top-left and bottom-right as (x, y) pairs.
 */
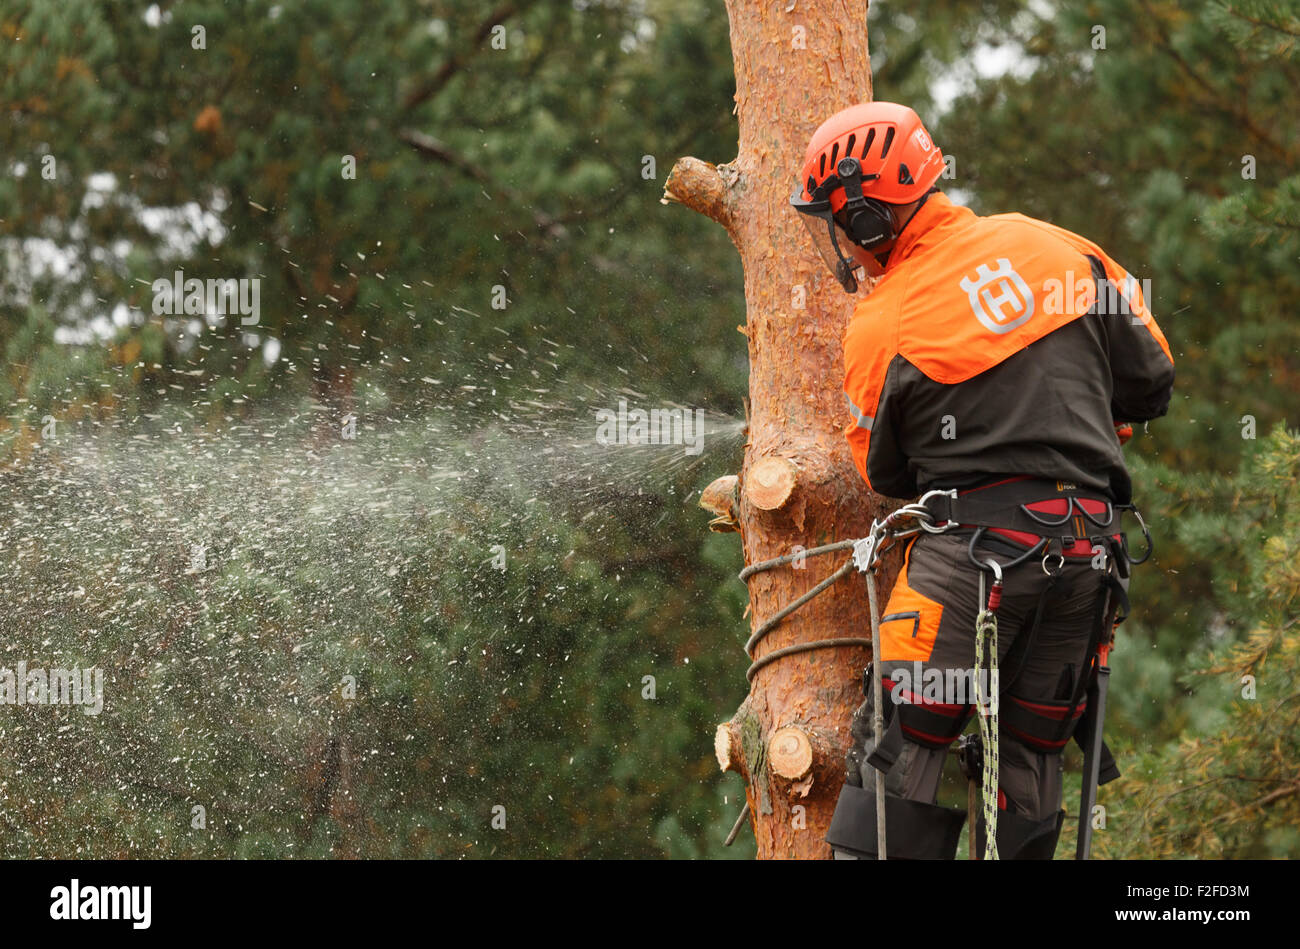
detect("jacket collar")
(887, 192), (978, 270)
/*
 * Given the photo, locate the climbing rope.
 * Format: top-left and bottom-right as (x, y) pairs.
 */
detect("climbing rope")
(738, 491), (955, 682)
(974, 560), (1003, 860)
(863, 543), (889, 860)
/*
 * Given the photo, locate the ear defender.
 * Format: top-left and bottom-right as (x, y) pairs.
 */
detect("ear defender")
(835, 157), (897, 250)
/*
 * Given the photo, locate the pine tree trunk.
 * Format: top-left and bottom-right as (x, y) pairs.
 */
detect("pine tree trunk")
(666, 0), (896, 859)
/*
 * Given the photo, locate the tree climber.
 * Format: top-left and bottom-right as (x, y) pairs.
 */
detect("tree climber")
(790, 102), (1175, 859)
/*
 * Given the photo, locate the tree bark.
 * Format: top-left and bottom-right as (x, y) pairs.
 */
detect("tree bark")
(670, 1), (898, 859)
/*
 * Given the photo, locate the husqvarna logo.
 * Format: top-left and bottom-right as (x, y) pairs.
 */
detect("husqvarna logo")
(960, 258), (1035, 334)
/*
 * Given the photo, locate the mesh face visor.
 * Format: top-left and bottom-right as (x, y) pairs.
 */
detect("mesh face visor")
(790, 181), (863, 293)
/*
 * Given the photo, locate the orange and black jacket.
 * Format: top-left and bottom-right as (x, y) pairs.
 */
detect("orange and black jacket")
(843, 193), (1175, 504)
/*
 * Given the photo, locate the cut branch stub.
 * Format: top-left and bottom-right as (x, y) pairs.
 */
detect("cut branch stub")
(662, 156), (738, 236)
(746, 456), (798, 511)
(715, 720), (744, 774)
(699, 474), (741, 532)
(767, 725), (815, 780)
(768, 725), (838, 799)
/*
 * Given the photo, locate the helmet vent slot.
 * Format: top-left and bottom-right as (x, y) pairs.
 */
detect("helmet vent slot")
(830, 142), (840, 167)
(845, 134), (856, 158)
(880, 127), (896, 158)
(862, 128), (876, 158)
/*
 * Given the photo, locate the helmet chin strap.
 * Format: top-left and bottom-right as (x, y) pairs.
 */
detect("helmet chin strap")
(898, 188), (936, 233)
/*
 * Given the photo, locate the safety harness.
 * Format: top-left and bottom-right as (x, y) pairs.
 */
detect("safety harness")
(825, 476), (1148, 860)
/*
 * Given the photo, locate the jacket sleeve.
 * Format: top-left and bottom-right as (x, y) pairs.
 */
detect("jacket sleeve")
(1089, 253), (1176, 422)
(843, 299), (915, 498)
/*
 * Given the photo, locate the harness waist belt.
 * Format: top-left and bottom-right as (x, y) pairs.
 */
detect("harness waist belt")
(923, 477), (1122, 558)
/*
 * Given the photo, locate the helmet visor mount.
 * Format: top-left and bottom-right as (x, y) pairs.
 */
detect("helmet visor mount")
(790, 158), (890, 293)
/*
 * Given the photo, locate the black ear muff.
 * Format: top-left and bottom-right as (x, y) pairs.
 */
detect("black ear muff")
(842, 199), (896, 249)
(834, 156), (897, 250)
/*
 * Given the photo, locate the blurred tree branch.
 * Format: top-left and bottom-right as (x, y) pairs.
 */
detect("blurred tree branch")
(1138, 0), (1292, 162)
(401, 2), (522, 114)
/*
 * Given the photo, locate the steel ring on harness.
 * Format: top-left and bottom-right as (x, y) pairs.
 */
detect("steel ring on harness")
(1041, 551), (1066, 576)
(915, 489), (960, 534)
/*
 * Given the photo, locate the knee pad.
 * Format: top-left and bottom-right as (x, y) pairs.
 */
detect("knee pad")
(1001, 691), (1120, 784)
(1001, 692), (1084, 753)
(826, 783), (967, 860)
(865, 671), (975, 774)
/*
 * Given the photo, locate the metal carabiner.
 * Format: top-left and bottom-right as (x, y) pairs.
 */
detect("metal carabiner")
(1124, 505), (1154, 565)
(983, 557), (1003, 585)
(977, 557), (1003, 616)
(852, 522), (885, 573)
(1041, 551), (1066, 576)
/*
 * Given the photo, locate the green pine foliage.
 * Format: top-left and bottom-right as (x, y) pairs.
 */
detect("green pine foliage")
(1097, 427), (1300, 858)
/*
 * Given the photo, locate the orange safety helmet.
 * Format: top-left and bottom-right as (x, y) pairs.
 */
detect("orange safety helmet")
(790, 102), (944, 291)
